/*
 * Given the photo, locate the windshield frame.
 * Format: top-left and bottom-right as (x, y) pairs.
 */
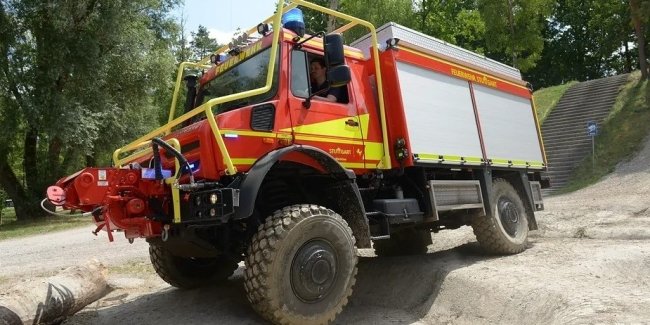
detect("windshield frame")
(197, 41), (281, 115)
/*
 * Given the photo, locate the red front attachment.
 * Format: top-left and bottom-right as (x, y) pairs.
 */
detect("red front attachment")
(50, 167), (170, 242)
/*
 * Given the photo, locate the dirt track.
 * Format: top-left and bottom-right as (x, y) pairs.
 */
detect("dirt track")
(2, 137), (650, 324)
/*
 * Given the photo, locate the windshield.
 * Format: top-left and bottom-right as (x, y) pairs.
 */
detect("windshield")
(200, 46), (279, 114)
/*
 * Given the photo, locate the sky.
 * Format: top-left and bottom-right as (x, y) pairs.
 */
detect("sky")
(178, 0), (278, 44)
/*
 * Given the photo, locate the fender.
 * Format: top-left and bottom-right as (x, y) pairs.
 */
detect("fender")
(234, 145), (371, 247)
(476, 169), (538, 231)
(516, 171), (539, 231)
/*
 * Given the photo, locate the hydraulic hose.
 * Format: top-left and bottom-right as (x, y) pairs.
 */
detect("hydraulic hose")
(40, 198), (99, 218)
(151, 137), (195, 184)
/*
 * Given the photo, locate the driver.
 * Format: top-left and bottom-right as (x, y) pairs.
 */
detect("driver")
(310, 57), (344, 103)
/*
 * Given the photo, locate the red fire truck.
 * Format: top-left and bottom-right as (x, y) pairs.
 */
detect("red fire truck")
(46, 1), (547, 324)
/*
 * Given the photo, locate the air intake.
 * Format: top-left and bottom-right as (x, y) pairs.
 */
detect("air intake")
(251, 104), (275, 131)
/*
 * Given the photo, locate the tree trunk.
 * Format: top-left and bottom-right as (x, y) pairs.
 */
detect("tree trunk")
(0, 260), (107, 325)
(506, 0), (518, 67)
(23, 126), (39, 196)
(85, 154), (96, 167)
(46, 136), (63, 184)
(630, 0), (648, 79)
(625, 40), (633, 73)
(327, 0), (339, 33)
(0, 157), (31, 221)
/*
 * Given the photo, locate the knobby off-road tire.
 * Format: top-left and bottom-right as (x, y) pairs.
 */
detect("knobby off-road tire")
(149, 244), (239, 289)
(244, 204), (358, 325)
(373, 228), (432, 256)
(472, 178), (529, 254)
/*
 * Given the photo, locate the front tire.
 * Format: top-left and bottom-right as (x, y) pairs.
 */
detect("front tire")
(472, 178), (528, 254)
(244, 204), (357, 325)
(149, 244), (239, 289)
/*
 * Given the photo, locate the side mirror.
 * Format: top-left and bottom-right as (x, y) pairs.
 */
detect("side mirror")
(327, 65), (351, 88)
(323, 33), (350, 88)
(324, 34), (345, 67)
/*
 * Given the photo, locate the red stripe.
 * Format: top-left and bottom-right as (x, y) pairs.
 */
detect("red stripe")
(395, 49), (531, 99)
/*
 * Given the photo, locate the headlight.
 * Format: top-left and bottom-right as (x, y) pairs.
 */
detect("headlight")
(209, 193), (218, 204)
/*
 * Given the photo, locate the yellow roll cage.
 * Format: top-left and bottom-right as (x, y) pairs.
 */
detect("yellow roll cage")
(112, 0), (392, 175)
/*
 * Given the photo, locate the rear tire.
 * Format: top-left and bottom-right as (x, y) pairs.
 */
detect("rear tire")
(244, 204), (357, 325)
(149, 244), (238, 289)
(471, 178), (528, 254)
(373, 228), (432, 256)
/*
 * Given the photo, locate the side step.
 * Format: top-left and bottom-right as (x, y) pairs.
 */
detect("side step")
(428, 180), (485, 221)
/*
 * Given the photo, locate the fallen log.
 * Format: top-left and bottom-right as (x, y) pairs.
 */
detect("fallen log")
(0, 260), (108, 325)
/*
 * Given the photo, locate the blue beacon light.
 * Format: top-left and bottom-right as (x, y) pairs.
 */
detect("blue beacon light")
(282, 8), (305, 37)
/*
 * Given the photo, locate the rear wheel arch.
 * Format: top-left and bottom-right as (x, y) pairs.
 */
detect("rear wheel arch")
(482, 170), (538, 231)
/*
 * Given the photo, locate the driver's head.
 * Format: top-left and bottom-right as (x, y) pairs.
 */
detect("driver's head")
(310, 57), (327, 84)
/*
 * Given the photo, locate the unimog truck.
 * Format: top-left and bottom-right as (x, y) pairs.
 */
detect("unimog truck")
(45, 1), (547, 324)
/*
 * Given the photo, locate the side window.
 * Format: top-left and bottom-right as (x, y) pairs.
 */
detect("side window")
(291, 50), (310, 98)
(291, 49), (350, 104)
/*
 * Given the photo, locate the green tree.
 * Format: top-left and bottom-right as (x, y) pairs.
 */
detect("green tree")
(0, 0), (179, 220)
(341, 0), (417, 41)
(478, 0), (553, 72)
(190, 25), (218, 61)
(416, 0), (486, 53)
(175, 13), (193, 63)
(525, 0), (633, 87)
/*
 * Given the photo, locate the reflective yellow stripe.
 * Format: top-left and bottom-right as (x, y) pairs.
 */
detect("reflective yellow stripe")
(364, 142), (384, 161)
(490, 158), (545, 168)
(341, 162), (365, 169)
(231, 158), (258, 165)
(295, 135), (363, 145)
(281, 113), (369, 140)
(416, 153), (483, 165)
(530, 95), (548, 167)
(221, 130), (276, 138)
(231, 157), (363, 169)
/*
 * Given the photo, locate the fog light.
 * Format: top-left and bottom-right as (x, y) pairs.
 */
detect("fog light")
(210, 208), (217, 217)
(209, 193), (218, 204)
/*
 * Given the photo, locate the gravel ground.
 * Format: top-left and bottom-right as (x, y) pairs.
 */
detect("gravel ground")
(1, 137), (649, 324)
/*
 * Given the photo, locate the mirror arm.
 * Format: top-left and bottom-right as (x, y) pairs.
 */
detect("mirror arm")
(293, 32), (325, 50)
(302, 87), (330, 109)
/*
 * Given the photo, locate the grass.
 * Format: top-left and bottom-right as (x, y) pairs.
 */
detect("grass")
(0, 207), (93, 241)
(533, 81), (579, 124)
(557, 72), (649, 193)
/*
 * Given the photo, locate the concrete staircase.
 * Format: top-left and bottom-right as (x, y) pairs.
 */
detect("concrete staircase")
(541, 74), (629, 194)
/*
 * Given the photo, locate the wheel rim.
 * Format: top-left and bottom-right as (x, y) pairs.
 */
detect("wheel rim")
(497, 197), (520, 238)
(290, 239), (338, 303)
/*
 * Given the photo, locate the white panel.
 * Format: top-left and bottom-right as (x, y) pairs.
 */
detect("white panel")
(352, 23), (522, 81)
(473, 85), (544, 163)
(396, 61), (483, 160)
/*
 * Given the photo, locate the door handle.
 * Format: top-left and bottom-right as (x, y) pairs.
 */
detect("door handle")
(345, 119), (359, 127)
